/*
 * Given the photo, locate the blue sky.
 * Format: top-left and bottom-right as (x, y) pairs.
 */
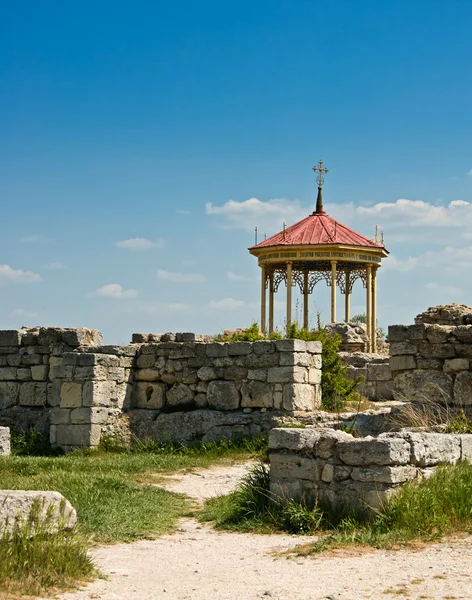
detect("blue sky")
(1, 0), (471, 343)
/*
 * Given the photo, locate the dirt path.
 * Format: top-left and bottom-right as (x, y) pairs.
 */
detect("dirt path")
(53, 463), (472, 600)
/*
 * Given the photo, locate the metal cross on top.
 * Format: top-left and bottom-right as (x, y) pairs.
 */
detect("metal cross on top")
(313, 160), (329, 188)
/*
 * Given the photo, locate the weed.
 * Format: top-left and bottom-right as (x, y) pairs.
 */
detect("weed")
(10, 428), (63, 457)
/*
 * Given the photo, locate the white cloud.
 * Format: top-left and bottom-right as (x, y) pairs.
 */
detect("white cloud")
(44, 262), (65, 270)
(208, 298), (247, 310)
(116, 238), (164, 251)
(94, 283), (138, 299)
(425, 281), (464, 296)
(176, 209), (191, 215)
(157, 269), (207, 283)
(206, 197), (307, 233)
(19, 235), (54, 244)
(12, 308), (38, 318)
(167, 302), (191, 311)
(467, 169), (472, 176)
(382, 256), (418, 271)
(0, 264), (42, 284)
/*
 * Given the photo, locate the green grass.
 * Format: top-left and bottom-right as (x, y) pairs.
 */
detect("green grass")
(199, 460), (472, 552)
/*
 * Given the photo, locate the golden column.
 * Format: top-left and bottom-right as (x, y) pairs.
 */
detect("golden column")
(330, 260), (337, 323)
(286, 261), (293, 329)
(366, 264), (372, 352)
(371, 266), (377, 352)
(268, 271), (274, 335)
(344, 271), (351, 322)
(260, 265), (266, 334)
(303, 271), (309, 330)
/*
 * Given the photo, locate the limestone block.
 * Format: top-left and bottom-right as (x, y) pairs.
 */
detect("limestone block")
(244, 353), (280, 369)
(212, 358), (233, 368)
(50, 407), (71, 425)
(306, 341), (322, 354)
(0, 426), (10, 455)
(321, 463), (334, 483)
(417, 342), (455, 359)
(206, 343), (228, 358)
(452, 326), (472, 343)
(359, 486), (395, 511)
(136, 354), (156, 368)
(388, 324), (426, 342)
(453, 345), (472, 358)
(444, 358), (469, 374)
(460, 435), (472, 462)
(247, 369), (267, 381)
(0, 367), (17, 381)
(334, 465), (352, 481)
(416, 358), (442, 370)
(393, 370), (453, 404)
(196, 381), (208, 393)
(63, 328), (103, 347)
(274, 339), (307, 352)
(425, 325), (454, 344)
(194, 393), (208, 407)
(453, 371), (472, 406)
(351, 465), (418, 484)
(82, 380), (126, 408)
(181, 368), (199, 385)
(6, 354), (21, 367)
(270, 452), (321, 481)
(268, 366), (307, 383)
(366, 363), (391, 382)
(20, 353), (43, 366)
(167, 383), (195, 407)
(70, 407), (109, 425)
(246, 341), (272, 355)
(134, 368), (162, 381)
(31, 365), (49, 381)
(50, 364), (74, 379)
(107, 367), (126, 383)
(310, 354), (322, 369)
(308, 368), (321, 384)
(0, 491), (77, 534)
(19, 382), (48, 406)
(0, 357), (5, 366)
(315, 430), (353, 459)
(207, 380), (240, 410)
(0, 330), (21, 347)
(0, 382), (19, 409)
(227, 342), (253, 356)
(56, 423), (101, 447)
(389, 355), (416, 372)
(420, 433), (461, 466)
(273, 390), (283, 409)
(241, 381), (273, 408)
(223, 366), (248, 381)
(337, 437), (410, 466)
(389, 342), (418, 356)
(197, 366), (219, 381)
(375, 381), (395, 400)
(283, 383), (319, 411)
(48, 380), (62, 407)
(60, 382), (83, 408)
(279, 352), (311, 367)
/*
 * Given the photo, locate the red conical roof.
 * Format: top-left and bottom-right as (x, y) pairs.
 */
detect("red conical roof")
(250, 212), (384, 250)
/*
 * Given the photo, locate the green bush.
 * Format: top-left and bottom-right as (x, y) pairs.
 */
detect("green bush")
(11, 428), (63, 457)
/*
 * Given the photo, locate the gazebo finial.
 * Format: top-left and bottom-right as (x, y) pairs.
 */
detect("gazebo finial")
(312, 160), (329, 214)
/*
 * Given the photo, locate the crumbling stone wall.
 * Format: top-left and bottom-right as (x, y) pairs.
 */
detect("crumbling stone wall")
(269, 428), (472, 512)
(340, 352), (394, 401)
(0, 328), (102, 435)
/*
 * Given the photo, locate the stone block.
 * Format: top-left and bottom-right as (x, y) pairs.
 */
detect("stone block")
(62, 328), (103, 347)
(366, 363), (391, 381)
(270, 452), (321, 481)
(453, 371), (472, 406)
(0, 367), (17, 381)
(247, 369), (267, 381)
(135, 382), (166, 409)
(194, 393), (208, 407)
(0, 426), (10, 455)
(279, 352), (311, 367)
(375, 380), (395, 400)
(136, 354), (156, 368)
(425, 325), (454, 344)
(452, 326), (472, 343)
(167, 383), (195, 407)
(134, 368), (162, 381)
(283, 383), (319, 411)
(21, 353), (43, 366)
(70, 407), (109, 424)
(274, 339), (307, 352)
(389, 342), (418, 356)
(244, 353), (280, 369)
(444, 358), (469, 374)
(19, 382), (48, 406)
(310, 354), (322, 369)
(227, 342), (253, 356)
(60, 382), (83, 408)
(197, 366), (219, 381)
(0, 330), (21, 347)
(453, 344), (472, 358)
(308, 368), (321, 384)
(6, 354), (21, 367)
(268, 366), (307, 383)
(337, 437), (410, 466)
(351, 465), (418, 484)
(388, 324), (426, 342)
(206, 343), (228, 358)
(73, 366), (108, 381)
(393, 370), (453, 404)
(460, 435), (472, 462)
(389, 355), (416, 372)
(0, 382), (19, 409)
(50, 364), (74, 379)
(268, 427), (321, 451)
(223, 366), (248, 380)
(50, 407), (71, 425)
(207, 380), (240, 410)
(0, 491), (77, 534)
(241, 381), (273, 408)
(31, 365), (49, 381)
(321, 463), (334, 482)
(416, 358), (442, 370)
(306, 341), (322, 354)
(252, 341), (275, 354)
(315, 430), (352, 459)
(417, 342), (455, 359)
(56, 423), (101, 447)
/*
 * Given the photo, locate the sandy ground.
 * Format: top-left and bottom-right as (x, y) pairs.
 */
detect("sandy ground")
(52, 463), (472, 600)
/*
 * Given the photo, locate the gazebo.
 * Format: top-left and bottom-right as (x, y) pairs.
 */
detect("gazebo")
(248, 161), (389, 352)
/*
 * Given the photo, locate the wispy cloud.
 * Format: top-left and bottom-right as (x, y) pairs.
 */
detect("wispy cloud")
(94, 283), (138, 299)
(116, 238), (164, 251)
(167, 302), (191, 311)
(425, 281), (464, 296)
(208, 298), (247, 310)
(20, 235), (54, 244)
(12, 308), (38, 318)
(227, 271), (256, 282)
(467, 169), (472, 176)
(176, 209), (191, 215)
(0, 264), (42, 284)
(44, 262), (66, 270)
(157, 269), (207, 283)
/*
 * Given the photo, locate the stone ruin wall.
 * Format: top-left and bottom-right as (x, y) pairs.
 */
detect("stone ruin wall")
(269, 427), (472, 512)
(0, 328), (322, 450)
